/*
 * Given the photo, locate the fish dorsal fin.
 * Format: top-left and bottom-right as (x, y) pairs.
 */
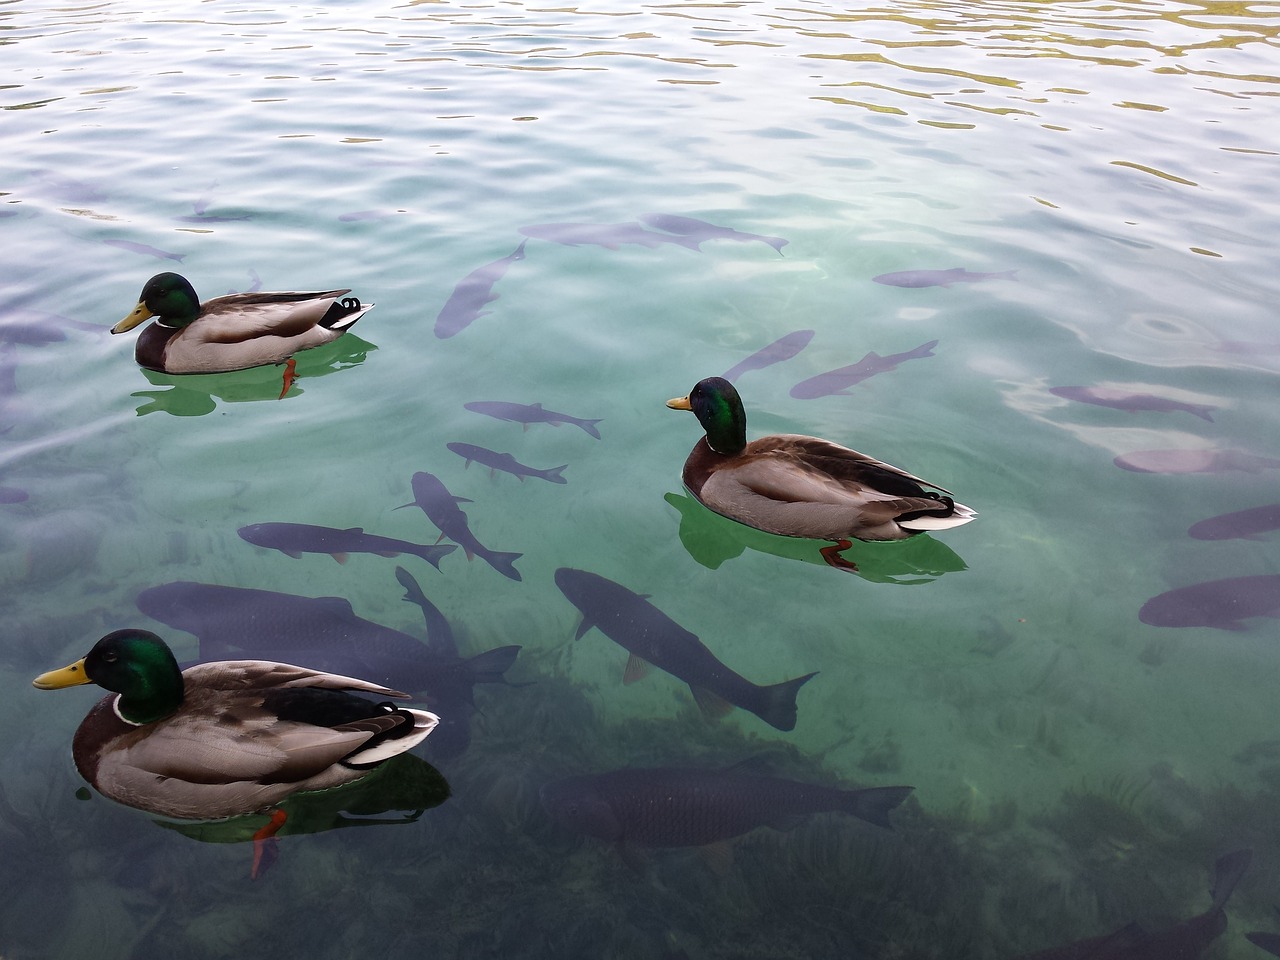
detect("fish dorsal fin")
(690, 685), (734, 720)
(531, 402), (544, 410)
(699, 841), (734, 875)
(453, 495), (474, 504)
(623, 654), (651, 685)
(284, 549), (304, 559)
(331, 552), (348, 564)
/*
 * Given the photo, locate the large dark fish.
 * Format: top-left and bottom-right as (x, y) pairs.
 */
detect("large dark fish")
(237, 522), (456, 569)
(540, 766), (912, 853)
(1188, 504), (1280, 541)
(721, 329), (814, 382)
(1050, 386), (1216, 422)
(1013, 849), (1250, 960)
(873, 267), (1016, 287)
(102, 238), (185, 262)
(433, 241), (528, 339)
(1139, 575), (1280, 631)
(395, 565), (457, 658)
(448, 441), (567, 484)
(518, 221), (699, 251)
(463, 400), (602, 439)
(397, 471), (522, 581)
(789, 339), (938, 399)
(135, 581), (519, 705)
(554, 567), (816, 731)
(1249, 932), (1280, 957)
(1114, 449), (1280, 474)
(639, 213), (788, 255)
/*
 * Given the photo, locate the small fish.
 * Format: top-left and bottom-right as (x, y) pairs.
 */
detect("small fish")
(0, 313), (69, 345)
(540, 766), (912, 857)
(1188, 504), (1280, 541)
(434, 241), (528, 339)
(237, 522), (456, 569)
(464, 400), (603, 439)
(1114, 449), (1280, 474)
(789, 340), (938, 399)
(0, 485), (28, 503)
(1049, 385), (1216, 422)
(173, 214), (252, 224)
(872, 267), (1017, 288)
(395, 565), (457, 658)
(1139, 575), (1280, 631)
(397, 471), (522, 581)
(103, 238), (185, 262)
(640, 213), (789, 255)
(447, 441), (567, 484)
(554, 567), (816, 731)
(518, 221), (700, 251)
(1013, 849), (1250, 960)
(338, 209), (404, 222)
(721, 329), (814, 382)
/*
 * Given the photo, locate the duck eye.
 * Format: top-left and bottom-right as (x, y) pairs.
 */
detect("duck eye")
(102, 651), (118, 663)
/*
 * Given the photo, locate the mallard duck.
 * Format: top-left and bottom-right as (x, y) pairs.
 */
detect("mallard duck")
(666, 377), (976, 558)
(32, 629), (439, 822)
(112, 272), (372, 393)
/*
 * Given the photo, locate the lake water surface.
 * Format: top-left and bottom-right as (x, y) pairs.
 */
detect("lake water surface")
(2, 0), (1279, 957)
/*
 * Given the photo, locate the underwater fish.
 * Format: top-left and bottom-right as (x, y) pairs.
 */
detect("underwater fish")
(540, 766), (912, 856)
(1187, 504), (1280, 541)
(102, 238), (185, 262)
(237, 522), (457, 568)
(395, 565), (457, 658)
(0, 485), (28, 503)
(463, 400), (603, 439)
(639, 213), (789, 255)
(338, 209), (404, 222)
(721, 329), (814, 382)
(433, 241), (528, 339)
(1139, 575), (1280, 631)
(397, 471), (522, 581)
(872, 267), (1017, 288)
(447, 441), (568, 484)
(1013, 849), (1250, 960)
(1249, 932), (1280, 957)
(518, 221), (700, 251)
(136, 581), (519, 705)
(789, 340), (938, 399)
(1049, 385), (1216, 422)
(1114, 448), (1280, 474)
(0, 313), (69, 345)
(554, 567), (816, 731)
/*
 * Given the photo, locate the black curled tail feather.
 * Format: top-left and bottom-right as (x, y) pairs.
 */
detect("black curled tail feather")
(319, 296), (368, 330)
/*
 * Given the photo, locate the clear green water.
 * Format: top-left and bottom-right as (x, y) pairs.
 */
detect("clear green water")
(3, 0), (1279, 956)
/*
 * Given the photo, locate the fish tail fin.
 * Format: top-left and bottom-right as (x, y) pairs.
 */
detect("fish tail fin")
(412, 542), (457, 570)
(541, 464), (569, 484)
(841, 785), (914, 829)
(1191, 404), (1216, 422)
(767, 237), (789, 255)
(756, 671), (818, 731)
(396, 564), (429, 604)
(912, 339), (939, 358)
(485, 550), (523, 581)
(463, 644), (522, 686)
(578, 419), (604, 439)
(1209, 849), (1251, 910)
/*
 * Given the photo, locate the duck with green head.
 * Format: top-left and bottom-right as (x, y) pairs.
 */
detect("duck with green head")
(666, 376), (976, 564)
(33, 629), (438, 822)
(112, 272), (372, 394)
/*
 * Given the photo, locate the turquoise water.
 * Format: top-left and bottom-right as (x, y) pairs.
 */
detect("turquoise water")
(3, 0), (1280, 956)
